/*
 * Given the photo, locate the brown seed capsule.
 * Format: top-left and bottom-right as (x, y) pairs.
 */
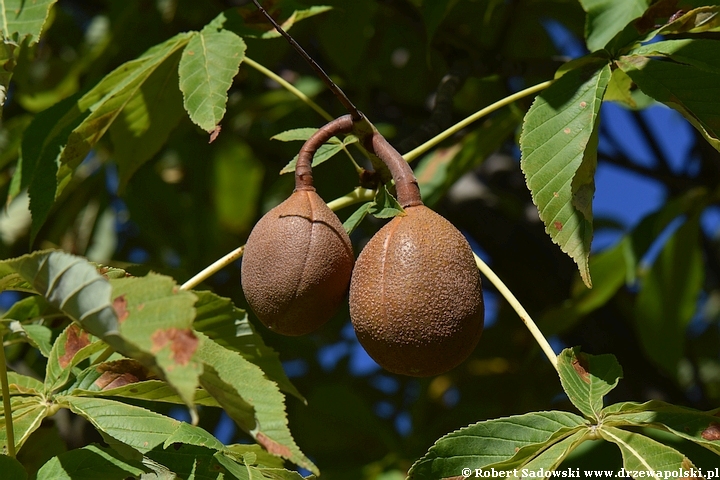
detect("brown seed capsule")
(241, 189), (354, 336)
(348, 204), (484, 377)
(242, 116), (356, 336)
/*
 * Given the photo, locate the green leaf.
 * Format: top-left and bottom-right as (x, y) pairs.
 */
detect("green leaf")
(6, 372), (43, 395)
(557, 347), (623, 420)
(415, 108), (520, 206)
(578, 0), (650, 51)
(279, 135), (357, 175)
(45, 323), (106, 392)
(195, 334), (317, 475)
(21, 33), (191, 240)
(0, 454), (27, 480)
(144, 444), (233, 480)
(111, 274), (203, 411)
(271, 128), (319, 142)
(71, 378), (219, 407)
(370, 184), (404, 219)
(1, 0), (57, 44)
(518, 430), (588, 478)
(600, 426), (699, 477)
(655, 5), (720, 36)
(36, 444), (148, 480)
(342, 201), (373, 235)
(617, 53), (720, 152)
(604, 68), (637, 108)
(0, 396), (50, 453)
(520, 62), (611, 287)
(192, 290), (303, 402)
(634, 215), (704, 376)
(628, 39), (720, 74)
(407, 411), (585, 479)
(59, 395), (180, 454)
(604, 400), (720, 455)
(219, 5), (332, 40)
(178, 25), (246, 132)
(2, 251), (121, 345)
(109, 48), (186, 191)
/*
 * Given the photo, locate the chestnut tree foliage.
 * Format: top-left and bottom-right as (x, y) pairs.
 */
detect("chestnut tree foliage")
(1, 0), (720, 478)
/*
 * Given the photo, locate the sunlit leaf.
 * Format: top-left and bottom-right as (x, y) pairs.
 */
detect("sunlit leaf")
(195, 334), (318, 475)
(0, 396), (49, 453)
(520, 62), (611, 287)
(178, 24), (246, 132)
(193, 290), (303, 402)
(634, 215), (704, 376)
(0, 0), (57, 44)
(110, 274), (203, 410)
(70, 378), (219, 407)
(36, 444), (148, 480)
(407, 411), (585, 479)
(45, 323), (106, 392)
(600, 426), (699, 476)
(557, 347), (623, 420)
(578, 0), (650, 51)
(279, 135), (357, 174)
(7, 372), (43, 395)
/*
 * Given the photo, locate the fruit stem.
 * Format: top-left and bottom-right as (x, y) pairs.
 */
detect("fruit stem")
(243, 57), (333, 122)
(404, 80), (554, 162)
(0, 334), (16, 457)
(363, 129), (423, 208)
(180, 246), (245, 291)
(326, 187), (376, 211)
(296, 115), (355, 191)
(473, 253), (559, 371)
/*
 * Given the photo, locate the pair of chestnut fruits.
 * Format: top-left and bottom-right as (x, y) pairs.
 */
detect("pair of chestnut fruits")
(241, 115), (484, 377)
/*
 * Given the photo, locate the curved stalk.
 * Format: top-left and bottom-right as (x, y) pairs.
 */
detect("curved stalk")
(404, 80), (554, 162)
(473, 253), (558, 371)
(180, 246), (244, 291)
(326, 187), (375, 211)
(0, 336), (16, 457)
(243, 56), (333, 122)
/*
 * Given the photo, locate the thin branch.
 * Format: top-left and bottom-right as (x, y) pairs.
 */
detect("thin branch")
(473, 253), (559, 371)
(251, 0), (362, 121)
(180, 246), (244, 291)
(404, 80), (554, 162)
(0, 336), (16, 457)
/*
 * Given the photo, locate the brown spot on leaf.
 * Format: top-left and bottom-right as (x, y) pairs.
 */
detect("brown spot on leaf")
(137, 303), (145, 312)
(701, 422), (720, 441)
(554, 221), (563, 231)
(151, 328), (199, 366)
(553, 192), (559, 198)
(579, 101), (587, 108)
(572, 354), (591, 383)
(256, 432), (292, 458)
(209, 125), (221, 143)
(563, 128), (571, 134)
(94, 359), (152, 390)
(186, 50), (195, 55)
(59, 325), (91, 368)
(113, 295), (129, 323)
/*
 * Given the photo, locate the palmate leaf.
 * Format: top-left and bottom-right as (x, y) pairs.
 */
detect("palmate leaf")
(578, 0), (650, 51)
(557, 347), (623, 420)
(407, 411), (586, 479)
(520, 61), (611, 287)
(178, 20), (246, 133)
(19, 33), (192, 240)
(0, 0), (56, 44)
(600, 427), (699, 477)
(195, 334), (318, 475)
(35, 444), (148, 480)
(7, 372), (43, 395)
